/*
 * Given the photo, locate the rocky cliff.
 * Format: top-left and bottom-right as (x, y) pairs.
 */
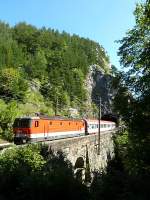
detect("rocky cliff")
(85, 64), (115, 117)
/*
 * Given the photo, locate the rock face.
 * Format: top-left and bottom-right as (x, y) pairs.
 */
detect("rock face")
(85, 65), (115, 116)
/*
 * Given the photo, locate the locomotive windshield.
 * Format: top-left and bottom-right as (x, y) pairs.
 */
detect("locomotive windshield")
(13, 118), (31, 128)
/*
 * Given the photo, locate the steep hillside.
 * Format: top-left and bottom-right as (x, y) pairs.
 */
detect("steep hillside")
(0, 21), (111, 140)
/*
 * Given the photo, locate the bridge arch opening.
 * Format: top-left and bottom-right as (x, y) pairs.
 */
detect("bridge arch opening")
(75, 157), (84, 169)
(74, 157), (85, 182)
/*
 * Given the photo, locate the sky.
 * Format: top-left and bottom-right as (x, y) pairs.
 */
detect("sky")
(0, 0), (142, 69)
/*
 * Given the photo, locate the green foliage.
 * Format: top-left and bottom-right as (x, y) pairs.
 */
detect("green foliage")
(13, 22), (39, 54)
(0, 67), (28, 101)
(0, 100), (21, 141)
(0, 145), (89, 200)
(0, 22), (24, 69)
(0, 145), (45, 173)
(115, 0), (150, 175)
(0, 20), (110, 141)
(104, 2), (150, 199)
(0, 20), (110, 107)
(23, 87), (55, 116)
(25, 49), (47, 80)
(110, 3), (150, 199)
(90, 129), (150, 200)
(118, 1), (150, 98)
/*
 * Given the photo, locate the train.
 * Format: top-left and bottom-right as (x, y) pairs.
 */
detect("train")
(13, 116), (116, 144)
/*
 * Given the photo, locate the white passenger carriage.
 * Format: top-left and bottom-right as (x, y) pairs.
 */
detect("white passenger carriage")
(84, 119), (116, 135)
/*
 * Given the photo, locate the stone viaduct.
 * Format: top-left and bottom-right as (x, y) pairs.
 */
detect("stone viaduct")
(46, 130), (116, 182)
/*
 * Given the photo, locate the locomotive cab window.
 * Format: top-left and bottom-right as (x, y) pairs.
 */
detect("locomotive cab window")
(35, 121), (39, 127)
(13, 118), (31, 128)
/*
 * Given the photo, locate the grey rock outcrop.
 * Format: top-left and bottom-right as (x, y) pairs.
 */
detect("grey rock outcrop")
(85, 64), (115, 116)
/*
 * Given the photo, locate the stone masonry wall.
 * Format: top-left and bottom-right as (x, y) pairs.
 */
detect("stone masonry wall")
(47, 131), (115, 181)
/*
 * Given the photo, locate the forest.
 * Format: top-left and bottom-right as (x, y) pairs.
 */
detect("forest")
(0, 0), (150, 199)
(0, 20), (110, 141)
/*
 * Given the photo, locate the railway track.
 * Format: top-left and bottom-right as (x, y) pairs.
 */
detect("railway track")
(0, 142), (14, 150)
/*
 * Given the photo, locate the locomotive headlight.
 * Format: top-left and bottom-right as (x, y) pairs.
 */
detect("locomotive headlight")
(16, 130), (27, 137)
(17, 130), (22, 134)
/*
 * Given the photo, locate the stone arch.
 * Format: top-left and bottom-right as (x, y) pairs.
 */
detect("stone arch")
(74, 157), (84, 169)
(74, 157), (85, 182)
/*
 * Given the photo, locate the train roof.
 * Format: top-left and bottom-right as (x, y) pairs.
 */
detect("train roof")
(15, 116), (115, 123)
(16, 116), (84, 121)
(15, 117), (40, 120)
(84, 119), (115, 124)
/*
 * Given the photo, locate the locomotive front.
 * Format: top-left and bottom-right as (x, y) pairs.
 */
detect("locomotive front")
(13, 117), (32, 144)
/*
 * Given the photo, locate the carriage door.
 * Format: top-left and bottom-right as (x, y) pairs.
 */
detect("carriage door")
(44, 121), (48, 139)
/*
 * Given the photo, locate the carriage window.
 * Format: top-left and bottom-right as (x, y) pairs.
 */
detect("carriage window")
(35, 121), (39, 127)
(69, 122), (70, 125)
(60, 122), (62, 125)
(50, 121), (52, 125)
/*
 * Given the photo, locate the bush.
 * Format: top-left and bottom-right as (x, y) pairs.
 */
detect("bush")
(0, 145), (90, 200)
(0, 100), (21, 141)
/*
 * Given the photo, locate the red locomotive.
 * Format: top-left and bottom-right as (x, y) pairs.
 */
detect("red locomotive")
(13, 116), (116, 144)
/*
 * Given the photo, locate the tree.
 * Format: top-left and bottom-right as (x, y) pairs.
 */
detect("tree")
(116, 0), (150, 175)
(0, 20), (111, 123)
(0, 67), (28, 101)
(13, 22), (39, 54)
(118, 0), (150, 99)
(0, 145), (89, 200)
(25, 49), (47, 80)
(0, 22), (24, 69)
(0, 101), (21, 141)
